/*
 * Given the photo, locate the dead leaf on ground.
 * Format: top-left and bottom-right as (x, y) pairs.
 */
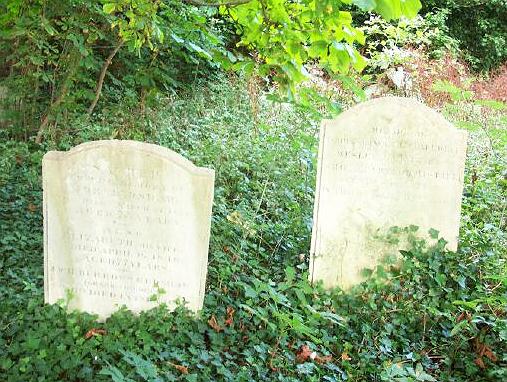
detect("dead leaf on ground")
(456, 311), (471, 322)
(296, 345), (313, 363)
(225, 306), (235, 327)
(341, 352), (351, 361)
(475, 357), (486, 369)
(483, 347), (498, 362)
(27, 203), (37, 213)
(208, 315), (223, 332)
(84, 328), (106, 339)
(315, 354), (332, 364)
(475, 339), (497, 358)
(295, 345), (332, 364)
(168, 362), (189, 374)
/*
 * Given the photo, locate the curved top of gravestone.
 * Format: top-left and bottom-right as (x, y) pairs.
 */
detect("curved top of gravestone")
(324, 96), (467, 137)
(43, 140), (214, 177)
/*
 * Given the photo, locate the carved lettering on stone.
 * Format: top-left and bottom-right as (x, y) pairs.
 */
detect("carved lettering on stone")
(43, 140), (214, 319)
(310, 97), (468, 289)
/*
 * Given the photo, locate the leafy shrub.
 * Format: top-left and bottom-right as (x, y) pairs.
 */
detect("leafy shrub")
(422, 0), (507, 71)
(0, 0), (229, 140)
(0, 0), (426, 142)
(360, 14), (459, 72)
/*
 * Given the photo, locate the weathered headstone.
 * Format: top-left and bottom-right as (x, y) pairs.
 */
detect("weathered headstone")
(310, 97), (468, 289)
(43, 140), (214, 319)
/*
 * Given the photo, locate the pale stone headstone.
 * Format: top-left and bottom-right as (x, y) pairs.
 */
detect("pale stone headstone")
(43, 140), (215, 319)
(310, 97), (468, 289)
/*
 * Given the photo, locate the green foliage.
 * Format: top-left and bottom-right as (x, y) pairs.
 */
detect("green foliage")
(360, 15), (457, 72)
(0, 0), (423, 140)
(360, 14), (457, 72)
(431, 79), (507, 151)
(0, 0), (228, 139)
(1, 76), (506, 381)
(432, 80), (474, 102)
(225, 0), (421, 95)
(422, 0), (507, 71)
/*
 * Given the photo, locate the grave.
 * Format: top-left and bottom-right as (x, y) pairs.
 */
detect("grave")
(310, 97), (468, 289)
(43, 140), (215, 319)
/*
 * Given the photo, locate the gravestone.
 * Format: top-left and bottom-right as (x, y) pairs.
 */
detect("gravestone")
(310, 97), (468, 289)
(43, 140), (215, 319)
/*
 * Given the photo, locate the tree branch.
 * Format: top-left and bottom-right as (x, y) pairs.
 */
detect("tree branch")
(182, 0), (253, 7)
(36, 51), (81, 144)
(87, 41), (124, 116)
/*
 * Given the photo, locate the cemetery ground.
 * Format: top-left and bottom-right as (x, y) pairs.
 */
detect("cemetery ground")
(1, 75), (506, 381)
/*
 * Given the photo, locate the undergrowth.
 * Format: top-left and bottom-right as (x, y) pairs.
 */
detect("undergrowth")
(0, 75), (506, 381)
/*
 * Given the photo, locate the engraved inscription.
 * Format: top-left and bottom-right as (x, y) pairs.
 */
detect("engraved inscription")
(310, 97), (468, 290)
(43, 141), (215, 319)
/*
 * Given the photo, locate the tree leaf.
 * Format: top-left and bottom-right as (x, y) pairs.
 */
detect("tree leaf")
(308, 40), (328, 59)
(400, 0), (422, 19)
(103, 3), (116, 14)
(353, 0), (377, 11)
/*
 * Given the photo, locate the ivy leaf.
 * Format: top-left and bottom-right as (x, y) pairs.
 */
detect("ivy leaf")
(285, 266), (296, 283)
(428, 228), (439, 239)
(99, 366), (134, 382)
(103, 3), (116, 14)
(242, 282), (258, 298)
(450, 319), (469, 336)
(120, 350), (158, 380)
(414, 363), (437, 381)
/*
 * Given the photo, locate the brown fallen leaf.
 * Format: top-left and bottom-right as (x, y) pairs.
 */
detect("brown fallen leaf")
(296, 345), (313, 363)
(474, 338), (497, 364)
(208, 315), (223, 332)
(315, 354), (332, 364)
(168, 362), (189, 374)
(471, 170), (478, 186)
(483, 346), (498, 362)
(225, 306), (235, 327)
(296, 345), (332, 364)
(341, 352), (351, 361)
(456, 311), (471, 323)
(475, 357), (486, 369)
(84, 328), (106, 339)
(27, 203), (37, 213)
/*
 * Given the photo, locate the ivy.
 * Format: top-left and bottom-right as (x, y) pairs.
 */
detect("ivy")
(0, 76), (505, 381)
